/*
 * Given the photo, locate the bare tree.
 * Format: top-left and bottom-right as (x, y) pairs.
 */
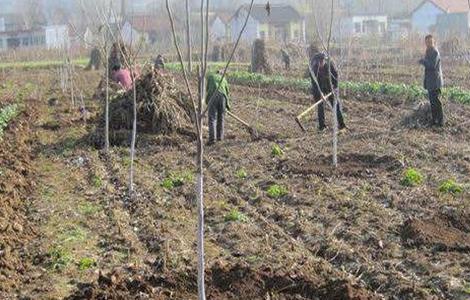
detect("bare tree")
(309, 0), (339, 167)
(75, 0), (115, 151)
(186, 0), (193, 72)
(166, 0), (255, 299)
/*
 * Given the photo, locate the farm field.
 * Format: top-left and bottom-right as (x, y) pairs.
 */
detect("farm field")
(0, 63), (469, 300)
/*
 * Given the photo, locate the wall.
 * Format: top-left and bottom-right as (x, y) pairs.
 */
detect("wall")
(411, 1), (444, 33)
(231, 10), (258, 42)
(437, 12), (470, 38)
(211, 17), (227, 41)
(45, 25), (69, 49)
(290, 21), (302, 41)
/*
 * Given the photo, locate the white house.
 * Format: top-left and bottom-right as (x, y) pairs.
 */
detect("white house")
(340, 14), (388, 36)
(45, 25), (69, 49)
(411, 0), (469, 33)
(231, 5), (306, 43)
(210, 14), (231, 42)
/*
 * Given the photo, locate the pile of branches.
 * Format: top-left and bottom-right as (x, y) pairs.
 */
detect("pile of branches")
(110, 69), (193, 133)
(93, 69), (193, 147)
(250, 39), (271, 74)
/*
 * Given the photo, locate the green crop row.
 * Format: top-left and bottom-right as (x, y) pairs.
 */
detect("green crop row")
(167, 63), (470, 105)
(0, 58), (88, 70)
(0, 104), (20, 138)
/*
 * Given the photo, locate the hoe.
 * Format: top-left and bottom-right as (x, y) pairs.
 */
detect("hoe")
(227, 110), (259, 139)
(295, 92), (332, 132)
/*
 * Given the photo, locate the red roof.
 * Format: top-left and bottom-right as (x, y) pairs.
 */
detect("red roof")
(426, 0), (469, 13)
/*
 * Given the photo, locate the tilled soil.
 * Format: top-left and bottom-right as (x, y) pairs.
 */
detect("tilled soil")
(0, 88), (38, 297)
(1, 68), (469, 299)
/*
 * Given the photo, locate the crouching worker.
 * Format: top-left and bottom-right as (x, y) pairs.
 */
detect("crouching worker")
(206, 71), (230, 146)
(309, 52), (346, 132)
(112, 64), (133, 91)
(154, 54), (165, 70)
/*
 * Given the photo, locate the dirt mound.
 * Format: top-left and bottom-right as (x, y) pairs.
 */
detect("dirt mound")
(400, 102), (433, 128)
(0, 101), (36, 295)
(92, 69), (194, 147)
(320, 280), (380, 300)
(209, 262), (380, 300)
(401, 215), (470, 252)
(209, 261), (321, 299)
(65, 268), (160, 300)
(279, 153), (402, 178)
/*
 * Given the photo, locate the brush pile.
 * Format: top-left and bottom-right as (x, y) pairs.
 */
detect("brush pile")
(250, 39), (271, 74)
(93, 69), (193, 147)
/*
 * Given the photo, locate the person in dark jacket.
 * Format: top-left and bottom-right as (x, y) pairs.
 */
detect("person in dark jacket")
(309, 53), (346, 131)
(154, 54), (165, 70)
(86, 47), (102, 70)
(206, 71), (230, 145)
(281, 49), (291, 70)
(419, 34), (444, 127)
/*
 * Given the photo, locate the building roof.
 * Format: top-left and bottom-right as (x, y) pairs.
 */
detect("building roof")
(233, 4), (302, 24)
(413, 0), (470, 14)
(211, 12), (232, 25)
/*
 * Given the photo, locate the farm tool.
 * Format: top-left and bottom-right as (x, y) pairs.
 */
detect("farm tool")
(227, 110), (259, 139)
(295, 92), (332, 132)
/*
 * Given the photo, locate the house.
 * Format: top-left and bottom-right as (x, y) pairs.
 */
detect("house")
(210, 13), (232, 42)
(0, 29), (46, 51)
(45, 25), (69, 49)
(388, 18), (412, 39)
(0, 14), (45, 51)
(411, 0), (469, 33)
(436, 12), (470, 38)
(231, 4), (306, 43)
(340, 14), (388, 36)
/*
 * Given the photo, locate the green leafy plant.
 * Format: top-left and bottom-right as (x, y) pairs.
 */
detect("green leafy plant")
(79, 202), (101, 216)
(78, 257), (96, 270)
(161, 171), (194, 190)
(236, 168), (248, 179)
(0, 104), (20, 139)
(439, 179), (464, 195)
(462, 283), (470, 295)
(401, 168), (424, 187)
(48, 247), (72, 270)
(267, 184), (288, 199)
(91, 174), (103, 188)
(224, 209), (248, 222)
(271, 144), (284, 157)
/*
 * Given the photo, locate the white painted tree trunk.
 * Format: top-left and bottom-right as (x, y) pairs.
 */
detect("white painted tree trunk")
(129, 78), (137, 194)
(186, 0), (192, 72)
(105, 48), (110, 151)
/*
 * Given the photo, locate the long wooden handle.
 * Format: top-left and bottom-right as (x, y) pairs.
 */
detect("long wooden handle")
(296, 92), (332, 120)
(227, 110), (251, 128)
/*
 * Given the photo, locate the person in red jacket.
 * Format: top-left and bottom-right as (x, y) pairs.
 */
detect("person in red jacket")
(112, 64), (133, 91)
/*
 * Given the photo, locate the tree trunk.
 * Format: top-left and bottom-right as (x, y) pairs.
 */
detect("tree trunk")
(105, 46), (110, 151)
(129, 76), (137, 194)
(186, 0), (192, 72)
(196, 132), (205, 300)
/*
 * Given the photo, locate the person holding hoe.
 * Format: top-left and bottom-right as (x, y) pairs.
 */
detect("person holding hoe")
(419, 34), (444, 127)
(206, 70), (230, 146)
(309, 52), (346, 132)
